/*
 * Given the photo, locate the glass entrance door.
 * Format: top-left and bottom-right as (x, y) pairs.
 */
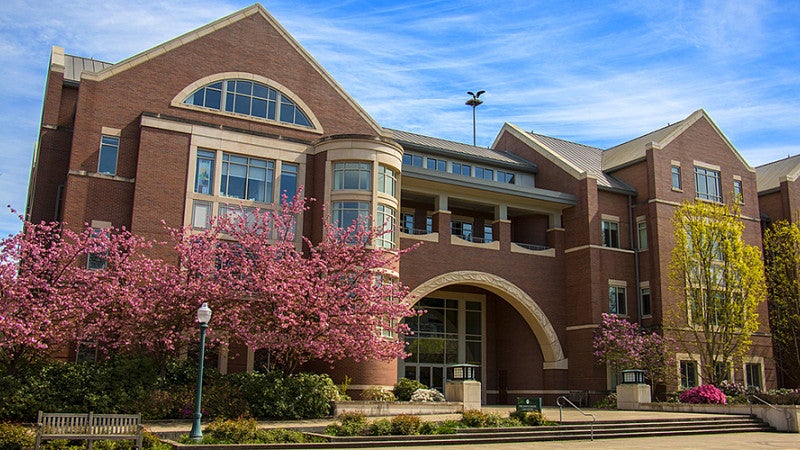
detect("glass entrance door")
(401, 295), (483, 392)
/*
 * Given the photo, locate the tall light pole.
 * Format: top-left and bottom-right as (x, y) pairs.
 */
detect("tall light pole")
(189, 302), (212, 442)
(466, 90), (485, 146)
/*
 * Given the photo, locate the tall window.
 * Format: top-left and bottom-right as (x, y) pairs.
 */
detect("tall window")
(733, 179), (743, 204)
(609, 285), (627, 315)
(195, 150), (215, 194)
(98, 135), (119, 176)
(452, 221), (473, 241)
(745, 363), (763, 390)
(376, 205), (397, 249)
(452, 162), (471, 176)
(333, 162), (371, 190)
(401, 212), (414, 234)
(695, 166), (722, 202)
(280, 163), (298, 199)
(680, 360), (698, 389)
(483, 225), (493, 243)
(641, 287), (651, 317)
(637, 221), (648, 250)
(426, 158), (446, 172)
(192, 200), (212, 229)
(602, 220), (620, 248)
(332, 201), (370, 228)
(671, 165), (682, 190)
(378, 165), (397, 197)
(221, 154), (273, 203)
(184, 79), (312, 127)
(87, 228), (109, 270)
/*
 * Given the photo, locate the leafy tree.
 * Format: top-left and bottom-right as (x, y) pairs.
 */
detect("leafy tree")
(593, 313), (673, 388)
(763, 220), (800, 386)
(668, 200), (766, 385)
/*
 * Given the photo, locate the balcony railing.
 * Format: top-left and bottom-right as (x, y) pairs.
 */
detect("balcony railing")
(400, 227), (431, 235)
(511, 242), (550, 251)
(453, 234), (493, 244)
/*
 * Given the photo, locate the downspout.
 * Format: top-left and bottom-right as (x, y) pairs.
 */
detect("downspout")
(629, 194), (642, 326)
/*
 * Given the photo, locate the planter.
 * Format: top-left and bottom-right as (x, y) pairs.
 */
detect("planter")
(332, 401), (463, 416)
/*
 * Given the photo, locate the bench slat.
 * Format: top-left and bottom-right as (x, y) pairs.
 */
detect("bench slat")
(35, 412), (142, 450)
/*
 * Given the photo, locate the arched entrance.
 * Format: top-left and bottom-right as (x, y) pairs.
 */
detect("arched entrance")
(402, 271), (567, 403)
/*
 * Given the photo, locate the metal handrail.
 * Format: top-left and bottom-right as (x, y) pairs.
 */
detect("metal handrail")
(557, 395), (597, 441)
(747, 393), (779, 416)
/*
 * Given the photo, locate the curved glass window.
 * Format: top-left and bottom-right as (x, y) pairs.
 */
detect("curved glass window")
(184, 79), (312, 127)
(334, 162), (371, 190)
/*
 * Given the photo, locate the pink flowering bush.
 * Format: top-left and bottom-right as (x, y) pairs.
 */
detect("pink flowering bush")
(679, 384), (727, 404)
(593, 313), (673, 386)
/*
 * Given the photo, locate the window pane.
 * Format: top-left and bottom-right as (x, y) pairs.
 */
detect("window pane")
(205, 89), (221, 109)
(251, 98), (267, 118)
(98, 136), (119, 175)
(192, 200), (212, 229)
(195, 150), (215, 194)
(280, 163), (298, 198)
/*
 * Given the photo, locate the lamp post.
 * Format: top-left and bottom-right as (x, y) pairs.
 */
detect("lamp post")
(466, 90), (485, 146)
(189, 302), (212, 442)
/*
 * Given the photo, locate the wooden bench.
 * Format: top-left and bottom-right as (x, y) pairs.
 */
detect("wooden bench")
(34, 411), (143, 450)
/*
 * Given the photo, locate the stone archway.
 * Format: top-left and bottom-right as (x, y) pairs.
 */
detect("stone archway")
(407, 270), (567, 369)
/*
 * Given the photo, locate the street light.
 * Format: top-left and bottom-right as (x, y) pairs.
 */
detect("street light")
(466, 90), (485, 146)
(189, 302), (212, 442)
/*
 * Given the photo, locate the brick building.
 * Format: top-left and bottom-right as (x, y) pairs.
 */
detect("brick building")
(27, 4), (777, 403)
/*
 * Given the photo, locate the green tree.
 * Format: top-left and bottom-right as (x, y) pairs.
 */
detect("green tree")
(669, 201), (766, 386)
(763, 220), (800, 386)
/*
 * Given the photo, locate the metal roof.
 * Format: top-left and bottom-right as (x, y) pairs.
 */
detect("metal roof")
(602, 121), (685, 170)
(756, 154), (800, 193)
(388, 128), (536, 169)
(64, 54), (113, 82)
(526, 132), (636, 193)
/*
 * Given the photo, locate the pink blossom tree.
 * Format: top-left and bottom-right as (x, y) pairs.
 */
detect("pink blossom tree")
(593, 313), (673, 387)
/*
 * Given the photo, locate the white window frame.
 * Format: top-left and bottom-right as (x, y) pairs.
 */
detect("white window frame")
(376, 204), (397, 249)
(608, 280), (627, 316)
(602, 219), (620, 248)
(98, 135), (120, 176)
(333, 162), (371, 191)
(694, 165), (722, 203)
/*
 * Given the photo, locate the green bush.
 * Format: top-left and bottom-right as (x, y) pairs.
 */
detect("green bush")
(228, 371), (336, 419)
(393, 378), (426, 401)
(391, 414), (421, 435)
(593, 392), (617, 409)
(367, 418), (392, 436)
(509, 410), (550, 426)
(419, 420), (458, 434)
(204, 417), (261, 443)
(460, 409), (488, 427)
(360, 386), (396, 402)
(325, 412), (368, 436)
(0, 422), (35, 450)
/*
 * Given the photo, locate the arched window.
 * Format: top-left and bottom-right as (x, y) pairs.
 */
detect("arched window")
(184, 79), (312, 127)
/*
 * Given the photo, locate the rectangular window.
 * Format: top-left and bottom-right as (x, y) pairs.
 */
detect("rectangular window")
(403, 153), (423, 167)
(332, 201), (370, 228)
(401, 212), (414, 234)
(376, 204), (397, 249)
(426, 216), (433, 234)
(671, 165), (682, 190)
(475, 167), (494, 180)
(695, 166), (722, 202)
(221, 153), (274, 203)
(195, 150), (215, 194)
(279, 163), (298, 199)
(609, 285), (627, 315)
(497, 170), (515, 184)
(680, 360), (698, 389)
(98, 135), (119, 175)
(192, 200), (213, 229)
(637, 221), (647, 250)
(378, 165), (397, 197)
(452, 162), (471, 176)
(451, 220), (473, 241)
(426, 157), (446, 172)
(745, 363), (763, 390)
(602, 220), (620, 248)
(640, 287), (651, 317)
(87, 228), (109, 270)
(483, 225), (493, 243)
(333, 162), (371, 190)
(733, 179), (743, 204)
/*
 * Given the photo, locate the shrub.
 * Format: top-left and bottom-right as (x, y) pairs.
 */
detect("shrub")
(509, 411), (550, 426)
(391, 414), (421, 435)
(0, 422), (35, 450)
(679, 384), (727, 404)
(394, 378), (427, 401)
(483, 412), (503, 427)
(762, 388), (800, 405)
(460, 409), (488, 427)
(593, 392), (617, 409)
(419, 420), (458, 434)
(410, 388), (445, 402)
(204, 417), (260, 443)
(367, 418), (392, 436)
(718, 380), (746, 397)
(325, 412), (368, 436)
(229, 371), (336, 419)
(360, 386), (396, 402)
(261, 428), (322, 444)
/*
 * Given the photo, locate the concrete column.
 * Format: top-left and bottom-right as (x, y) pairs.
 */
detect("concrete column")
(445, 380), (481, 411)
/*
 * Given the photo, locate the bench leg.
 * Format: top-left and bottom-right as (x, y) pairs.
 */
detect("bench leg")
(87, 438), (93, 450)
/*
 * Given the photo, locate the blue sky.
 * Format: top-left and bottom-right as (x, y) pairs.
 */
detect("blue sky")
(1, 0), (799, 237)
